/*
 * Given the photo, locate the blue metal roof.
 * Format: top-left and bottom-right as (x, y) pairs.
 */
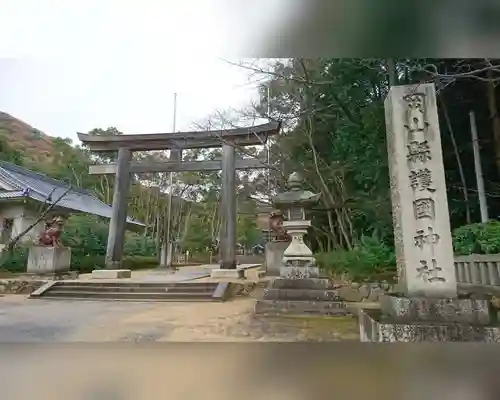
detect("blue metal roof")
(0, 190), (26, 199)
(0, 161), (144, 227)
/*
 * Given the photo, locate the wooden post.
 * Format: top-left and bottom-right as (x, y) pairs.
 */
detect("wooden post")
(105, 148), (132, 269)
(220, 143), (236, 269)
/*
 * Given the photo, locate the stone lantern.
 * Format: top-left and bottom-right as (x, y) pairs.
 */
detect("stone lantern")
(272, 172), (320, 279)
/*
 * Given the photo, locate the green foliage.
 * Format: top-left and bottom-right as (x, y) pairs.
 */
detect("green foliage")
(452, 221), (500, 255)
(60, 214), (157, 257)
(237, 214), (262, 248)
(0, 250), (158, 275)
(61, 215), (109, 255)
(316, 236), (396, 281)
(123, 234), (157, 257)
(0, 247), (29, 273)
(0, 136), (23, 165)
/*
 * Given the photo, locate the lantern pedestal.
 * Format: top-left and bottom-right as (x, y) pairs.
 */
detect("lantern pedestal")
(280, 220), (319, 279)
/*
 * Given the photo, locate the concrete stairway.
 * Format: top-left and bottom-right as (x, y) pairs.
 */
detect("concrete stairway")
(30, 281), (234, 302)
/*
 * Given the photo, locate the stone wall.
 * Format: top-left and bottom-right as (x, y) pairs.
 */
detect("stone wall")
(330, 281), (394, 302)
(0, 271), (78, 295)
(0, 279), (46, 294)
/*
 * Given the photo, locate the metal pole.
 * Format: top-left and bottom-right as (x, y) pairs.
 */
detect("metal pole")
(470, 110), (489, 222)
(387, 58), (397, 87)
(165, 93), (177, 267)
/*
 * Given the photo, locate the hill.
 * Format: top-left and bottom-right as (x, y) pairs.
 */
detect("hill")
(0, 112), (60, 164)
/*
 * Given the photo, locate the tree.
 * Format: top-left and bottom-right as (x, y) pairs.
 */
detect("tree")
(224, 57), (500, 252)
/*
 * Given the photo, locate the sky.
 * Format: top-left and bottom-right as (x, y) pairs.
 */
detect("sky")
(0, 0), (289, 143)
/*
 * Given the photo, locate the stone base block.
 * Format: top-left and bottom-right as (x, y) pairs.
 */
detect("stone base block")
(91, 269), (131, 279)
(264, 241), (288, 276)
(255, 299), (351, 317)
(380, 294), (494, 325)
(263, 287), (341, 302)
(280, 265), (320, 279)
(27, 246), (71, 274)
(270, 278), (333, 290)
(210, 268), (244, 279)
(359, 309), (500, 342)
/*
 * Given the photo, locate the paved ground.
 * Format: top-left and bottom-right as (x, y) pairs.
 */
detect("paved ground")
(0, 266), (361, 342)
(0, 273), (361, 398)
(0, 291), (360, 342)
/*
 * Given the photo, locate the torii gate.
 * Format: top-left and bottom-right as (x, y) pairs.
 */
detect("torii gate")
(78, 121), (281, 273)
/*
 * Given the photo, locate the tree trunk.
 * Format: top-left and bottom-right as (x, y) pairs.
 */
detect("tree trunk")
(486, 70), (500, 178)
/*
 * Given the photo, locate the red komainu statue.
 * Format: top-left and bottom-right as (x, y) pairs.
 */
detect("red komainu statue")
(269, 211), (290, 241)
(38, 216), (65, 247)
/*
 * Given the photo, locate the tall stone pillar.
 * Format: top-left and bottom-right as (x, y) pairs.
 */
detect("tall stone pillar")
(219, 142), (236, 270)
(385, 83), (457, 297)
(105, 148), (132, 269)
(357, 84), (498, 342)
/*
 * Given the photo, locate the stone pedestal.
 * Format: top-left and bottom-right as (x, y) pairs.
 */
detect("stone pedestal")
(280, 220), (319, 279)
(26, 246), (71, 274)
(210, 268), (244, 279)
(255, 277), (351, 317)
(264, 241), (288, 276)
(359, 294), (500, 342)
(91, 269), (131, 279)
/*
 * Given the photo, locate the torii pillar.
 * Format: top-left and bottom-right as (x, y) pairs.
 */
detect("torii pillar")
(211, 142), (242, 278)
(105, 148), (132, 269)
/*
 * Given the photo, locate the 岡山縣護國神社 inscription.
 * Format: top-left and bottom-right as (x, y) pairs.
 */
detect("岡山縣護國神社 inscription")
(385, 84), (457, 297)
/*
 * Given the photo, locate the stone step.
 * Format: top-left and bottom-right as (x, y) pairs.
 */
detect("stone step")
(40, 290), (218, 301)
(50, 283), (215, 294)
(263, 288), (341, 302)
(254, 299), (352, 317)
(30, 281), (235, 302)
(270, 278), (334, 290)
(55, 282), (218, 289)
(37, 296), (216, 303)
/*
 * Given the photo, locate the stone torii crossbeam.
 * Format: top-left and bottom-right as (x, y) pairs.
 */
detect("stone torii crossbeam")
(78, 121), (281, 273)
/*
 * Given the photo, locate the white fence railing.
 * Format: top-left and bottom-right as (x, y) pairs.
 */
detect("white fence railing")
(455, 254), (500, 287)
